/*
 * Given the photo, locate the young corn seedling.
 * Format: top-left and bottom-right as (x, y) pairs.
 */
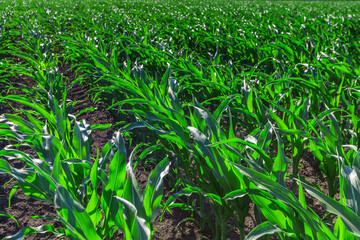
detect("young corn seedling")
(308, 111), (346, 198)
(227, 162), (341, 240)
(2, 1), (360, 239)
(0, 89), (170, 240)
(296, 148), (360, 239)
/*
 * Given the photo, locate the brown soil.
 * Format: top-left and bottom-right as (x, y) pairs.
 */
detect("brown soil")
(0, 61), (331, 240)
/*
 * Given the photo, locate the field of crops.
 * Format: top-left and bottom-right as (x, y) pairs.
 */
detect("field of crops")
(0, 0), (360, 239)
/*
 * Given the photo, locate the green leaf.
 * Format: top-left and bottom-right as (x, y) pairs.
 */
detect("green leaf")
(298, 180), (307, 209)
(245, 221), (283, 240)
(188, 126), (225, 181)
(0, 158), (54, 203)
(232, 163), (336, 239)
(143, 157), (170, 223)
(90, 123), (112, 130)
(115, 197), (150, 240)
(213, 96), (234, 123)
(2, 95), (52, 121)
(272, 126), (290, 186)
(207, 137), (272, 170)
(107, 131), (127, 191)
(87, 150), (102, 226)
(101, 131), (128, 238)
(334, 217), (358, 240)
(340, 162), (360, 216)
(54, 186), (101, 240)
(3, 225), (65, 240)
(72, 120), (92, 162)
(300, 180), (360, 237)
(8, 183), (19, 208)
(122, 145), (146, 222)
(0, 211), (19, 227)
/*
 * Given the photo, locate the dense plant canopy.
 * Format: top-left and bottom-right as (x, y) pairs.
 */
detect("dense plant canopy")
(1, 0), (360, 239)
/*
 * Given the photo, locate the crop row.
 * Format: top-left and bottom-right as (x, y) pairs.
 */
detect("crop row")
(1, 0), (360, 239)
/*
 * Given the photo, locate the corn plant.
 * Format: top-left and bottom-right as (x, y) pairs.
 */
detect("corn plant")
(1, 0), (360, 239)
(0, 90), (170, 239)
